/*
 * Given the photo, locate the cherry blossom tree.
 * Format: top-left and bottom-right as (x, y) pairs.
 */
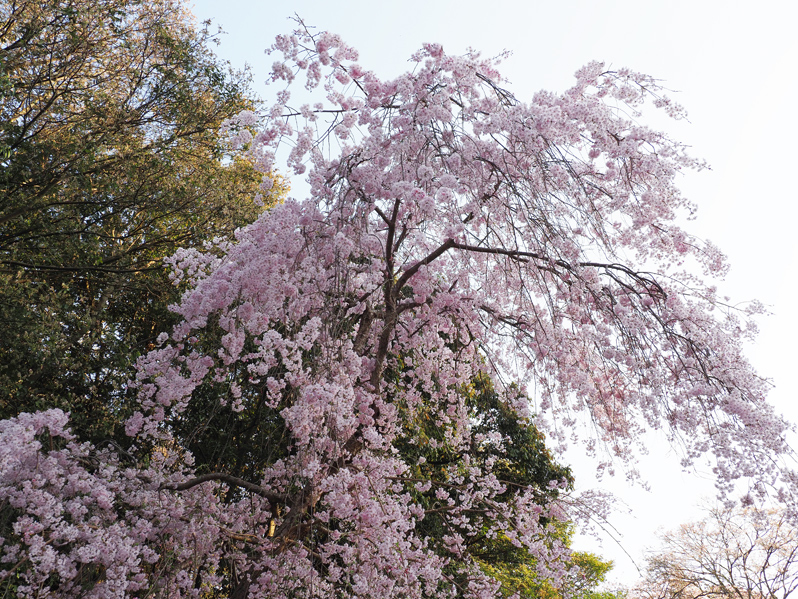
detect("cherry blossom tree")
(1, 22), (794, 599)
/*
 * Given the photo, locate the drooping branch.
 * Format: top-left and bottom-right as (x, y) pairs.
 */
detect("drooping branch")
(448, 241), (666, 297)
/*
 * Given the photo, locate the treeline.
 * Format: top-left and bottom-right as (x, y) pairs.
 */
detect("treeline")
(0, 0), (282, 443)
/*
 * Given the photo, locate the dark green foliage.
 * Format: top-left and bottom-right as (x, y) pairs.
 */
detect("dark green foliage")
(392, 370), (588, 596)
(0, 0), (280, 444)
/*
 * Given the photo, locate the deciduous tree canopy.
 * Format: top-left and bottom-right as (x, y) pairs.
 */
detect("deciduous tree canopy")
(633, 506), (798, 599)
(0, 0), (282, 441)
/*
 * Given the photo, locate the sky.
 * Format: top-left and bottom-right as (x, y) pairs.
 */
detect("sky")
(189, 0), (798, 587)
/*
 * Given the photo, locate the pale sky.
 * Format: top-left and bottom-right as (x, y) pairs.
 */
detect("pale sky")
(190, 0), (798, 587)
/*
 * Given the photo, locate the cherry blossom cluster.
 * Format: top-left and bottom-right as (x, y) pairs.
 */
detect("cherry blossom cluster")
(0, 410), (229, 598)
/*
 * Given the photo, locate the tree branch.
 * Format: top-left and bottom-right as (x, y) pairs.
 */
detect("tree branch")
(162, 472), (286, 504)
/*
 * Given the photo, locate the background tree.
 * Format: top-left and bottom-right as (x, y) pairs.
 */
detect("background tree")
(478, 517), (617, 599)
(633, 507), (798, 599)
(0, 0), (284, 443)
(0, 22), (794, 599)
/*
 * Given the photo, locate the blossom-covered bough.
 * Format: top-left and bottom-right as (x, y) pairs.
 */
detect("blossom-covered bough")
(1, 23), (794, 599)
